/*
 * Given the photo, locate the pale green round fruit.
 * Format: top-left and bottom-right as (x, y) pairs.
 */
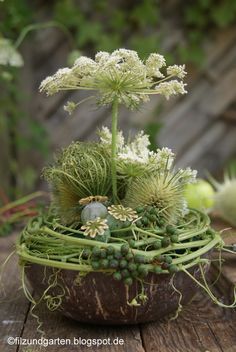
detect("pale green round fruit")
(184, 179), (215, 210)
(214, 179), (236, 226)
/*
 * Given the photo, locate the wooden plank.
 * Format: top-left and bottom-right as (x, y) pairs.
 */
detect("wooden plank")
(141, 266), (236, 352)
(204, 26), (236, 64)
(159, 64), (236, 156)
(188, 124), (236, 175)
(18, 307), (145, 352)
(0, 234), (31, 352)
(45, 91), (109, 147)
(200, 68), (236, 117)
(175, 121), (228, 170)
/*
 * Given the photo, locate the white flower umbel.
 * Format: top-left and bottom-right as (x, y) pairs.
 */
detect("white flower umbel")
(40, 49), (187, 109)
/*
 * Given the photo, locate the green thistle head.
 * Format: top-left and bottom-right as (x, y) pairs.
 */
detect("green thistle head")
(123, 171), (189, 224)
(43, 142), (112, 223)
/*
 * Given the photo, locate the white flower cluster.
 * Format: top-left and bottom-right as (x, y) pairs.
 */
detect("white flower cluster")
(118, 131), (150, 164)
(0, 38), (24, 67)
(40, 49), (187, 110)
(178, 167), (197, 184)
(99, 127), (196, 184)
(98, 126), (124, 150)
(155, 80), (187, 100)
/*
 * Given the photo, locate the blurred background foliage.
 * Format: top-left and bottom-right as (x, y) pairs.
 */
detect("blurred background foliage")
(0, 0), (236, 201)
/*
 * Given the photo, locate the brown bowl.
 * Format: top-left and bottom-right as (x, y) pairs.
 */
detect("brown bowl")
(25, 262), (210, 325)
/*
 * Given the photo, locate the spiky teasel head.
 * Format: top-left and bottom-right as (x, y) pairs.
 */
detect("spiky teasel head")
(123, 170), (193, 224)
(43, 142), (112, 223)
(213, 174), (236, 226)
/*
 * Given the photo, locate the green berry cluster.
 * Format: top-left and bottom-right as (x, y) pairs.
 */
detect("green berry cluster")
(135, 205), (165, 228)
(155, 254), (179, 274)
(160, 225), (179, 248)
(90, 244), (151, 286)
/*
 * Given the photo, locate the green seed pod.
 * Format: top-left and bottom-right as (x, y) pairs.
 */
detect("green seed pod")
(156, 254), (164, 262)
(107, 245), (115, 255)
(153, 241), (161, 250)
(139, 269), (149, 277)
(147, 213), (154, 221)
(122, 220), (131, 228)
(92, 247), (101, 257)
(82, 248), (91, 258)
(146, 205), (153, 213)
(114, 251), (122, 260)
(164, 256), (173, 264)
(161, 262), (169, 270)
(119, 259), (128, 269)
(100, 259), (109, 268)
(142, 216), (149, 226)
(121, 244), (130, 255)
(100, 249), (107, 258)
(128, 263), (137, 271)
(168, 264), (179, 273)
(126, 253), (134, 261)
(91, 261), (100, 270)
(107, 255), (114, 261)
(170, 234), (179, 243)
(121, 269), (130, 278)
(136, 206), (144, 213)
(135, 220), (143, 228)
(150, 207), (156, 215)
(124, 277), (133, 286)
(161, 237), (171, 248)
(137, 264), (147, 273)
(109, 259), (119, 269)
(166, 225), (176, 235)
(149, 214), (157, 222)
(81, 202), (108, 224)
(113, 272), (122, 281)
(153, 266), (162, 274)
(97, 229), (110, 243)
(128, 239), (136, 247)
(158, 219), (165, 227)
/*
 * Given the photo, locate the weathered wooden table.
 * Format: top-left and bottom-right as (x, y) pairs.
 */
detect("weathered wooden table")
(0, 230), (235, 352)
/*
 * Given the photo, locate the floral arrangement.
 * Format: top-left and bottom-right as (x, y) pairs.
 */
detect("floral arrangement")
(15, 49), (235, 326)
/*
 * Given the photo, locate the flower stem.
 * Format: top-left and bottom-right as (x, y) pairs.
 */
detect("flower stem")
(111, 98), (118, 203)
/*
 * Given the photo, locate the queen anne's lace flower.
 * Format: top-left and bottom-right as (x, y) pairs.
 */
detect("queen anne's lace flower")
(178, 167), (197, 184)
(64, 101), (77, 115)
(118, 131), (150, 164)
(155, 80), (187, 100)
(40, 49), (187, 110)
(99, 127), (177, 177)
(99, 126), (125, 150)
(167, 65), (187, 79)
(0, 38), (24, 67)
(108, 205), (138, 222)
(81, 217), (108, 238)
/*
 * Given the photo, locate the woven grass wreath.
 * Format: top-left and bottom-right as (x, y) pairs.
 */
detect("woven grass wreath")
(14, 49), (236, 328)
